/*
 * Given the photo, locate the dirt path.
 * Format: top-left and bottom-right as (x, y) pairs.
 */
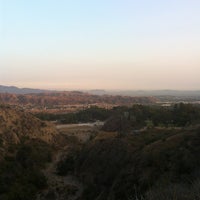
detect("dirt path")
(37, 124), (100, 200)
(37, 148), (83, 200)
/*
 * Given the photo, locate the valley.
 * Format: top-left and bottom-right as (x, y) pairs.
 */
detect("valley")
(1, 91), (200, 200)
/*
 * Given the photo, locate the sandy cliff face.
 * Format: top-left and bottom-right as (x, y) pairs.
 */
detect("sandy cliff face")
(0, 104), (58, 147)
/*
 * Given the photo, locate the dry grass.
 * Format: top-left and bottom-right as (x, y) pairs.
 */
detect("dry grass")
(94, 131), (117, 141)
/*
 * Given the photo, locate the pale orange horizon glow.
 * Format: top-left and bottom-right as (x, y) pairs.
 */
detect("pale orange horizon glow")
(1, 1), (200, 90)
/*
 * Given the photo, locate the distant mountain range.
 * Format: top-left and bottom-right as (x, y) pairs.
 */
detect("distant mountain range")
(85, 89), (200, 97)
(1, 85), (200, 97)
(100, 90), (200, 97)
(0, 85), (48, 94)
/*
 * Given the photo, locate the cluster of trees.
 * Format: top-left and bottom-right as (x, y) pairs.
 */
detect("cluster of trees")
(0, 139), (52, 200)
(102, 103), (200, 132)
(36, 103), (200, 129)
(35, 106), (112, 123)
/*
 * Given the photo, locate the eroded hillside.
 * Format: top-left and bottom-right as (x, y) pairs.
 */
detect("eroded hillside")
(0, 92), (157, 107)
(0, 105), (58, 153)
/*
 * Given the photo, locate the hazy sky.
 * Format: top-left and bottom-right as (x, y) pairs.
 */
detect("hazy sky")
(0, 0), (200, 90)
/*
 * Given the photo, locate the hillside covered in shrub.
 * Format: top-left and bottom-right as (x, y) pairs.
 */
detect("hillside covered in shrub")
(57, 127), (200, 200)
(0, 105), (60, 200)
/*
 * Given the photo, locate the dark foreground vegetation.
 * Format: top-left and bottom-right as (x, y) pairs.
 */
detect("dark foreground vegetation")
(55, 103), (200, 200)
(0, 139), (52, 200)
(1, 103), (200, 200)
(57, 127), (200, 200)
